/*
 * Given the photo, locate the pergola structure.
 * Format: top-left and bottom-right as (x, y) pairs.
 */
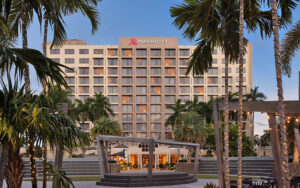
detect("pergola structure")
(96, 135), (200, 180)
(213, 100), (300, 187)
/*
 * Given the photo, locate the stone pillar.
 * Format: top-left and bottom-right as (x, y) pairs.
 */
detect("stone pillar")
(148, 139), (154, 181)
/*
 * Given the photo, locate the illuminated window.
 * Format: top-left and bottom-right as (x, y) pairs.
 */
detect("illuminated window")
(136, 58), (147, 66)
(79, 77), (89, 84)
(179, 49), (189, 56)
(79, 86), (89, 94)
(151, 87), (161, 94)
(94, 58), (103, 66)
(79, 68), (89, 75)
(122, 49), (133, 57)
(50, 49), (60, 54)
(122, 96), (132, 103)
(150, 96), (161, 103)
(94, 77), (103, 84)
(151, 58), (161, 66)
(108, 96), (118, 103)
(65, 49), (74, 54)
(151, 49), (161, 56)
(66, 77), (75, 84)
(165, 68), (175, 76)
(94, 68), (103, 75)
(136, 49), (147, 56)
(79, 49), (89, 54)
(165, 58), (175, 66)
(108, 49), (118, 56)
(207, 77), (218, 84)
(108, 77), (118, 84)
(194, 86), (204, 94)
(137, 104), (147, 113)
(165, 49), (175, 56)
(151, 77), (161, 84)
(136, 68), (147, 75)
(136, 96), (147, 103)
(108, 68), (118, 75)
(136, 77), (147, 84)
(108, 58), (118, 66)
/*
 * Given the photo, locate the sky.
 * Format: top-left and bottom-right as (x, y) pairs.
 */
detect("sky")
(17, 0), (300, 136)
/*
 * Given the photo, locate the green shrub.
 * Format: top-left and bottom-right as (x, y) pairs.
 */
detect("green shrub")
(178, 158), (187, 162)
(107, 158), (117, 163)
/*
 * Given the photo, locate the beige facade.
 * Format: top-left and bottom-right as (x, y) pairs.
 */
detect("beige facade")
(46, 37), (253, 140)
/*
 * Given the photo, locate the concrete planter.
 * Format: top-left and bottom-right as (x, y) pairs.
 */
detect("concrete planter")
(176, 162), (194, 174)
(107, 163), (120, 174)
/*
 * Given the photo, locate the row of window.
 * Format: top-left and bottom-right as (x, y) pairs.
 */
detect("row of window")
(122, 122), (169, 131)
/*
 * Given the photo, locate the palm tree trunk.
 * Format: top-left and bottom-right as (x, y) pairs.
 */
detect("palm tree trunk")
(224, 52), (231, 188)
(5, 147), (24, 188)
(271, 0), (290, 187)
(237, 0), (244, 187)
(53, 146), (64, 188)
(42, 14), (49, 188)
(0, 145), (7, 188)
(21, 1), (37, 187)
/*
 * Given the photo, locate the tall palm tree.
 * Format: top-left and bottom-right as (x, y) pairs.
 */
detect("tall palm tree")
(245, 86), (267, 102)
(171, 1), (272, 186)
(281, 20), (300, 77)
(165, 99), (186, 135)
(186, 95), (202, 113)
(87, 93), (114, 122)
(91, 117), (122, 137)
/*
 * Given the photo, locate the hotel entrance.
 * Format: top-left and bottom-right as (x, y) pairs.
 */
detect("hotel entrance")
(158, 154), (167, 170)
(142, 154), (155, 170)
(129, 154), (138, 170)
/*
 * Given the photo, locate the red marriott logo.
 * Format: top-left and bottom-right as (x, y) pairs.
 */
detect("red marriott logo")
(129, 38), (137, 45)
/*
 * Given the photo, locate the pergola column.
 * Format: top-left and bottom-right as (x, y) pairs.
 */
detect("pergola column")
(193, 146), (199, 179)
(148, 139), (154, 181)
(97, 138), (108, 178)
(212, 102), (225, 188)
(268, 113), (283, 187)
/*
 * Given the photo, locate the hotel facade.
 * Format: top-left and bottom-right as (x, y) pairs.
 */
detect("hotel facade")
(47, 37), (253, 166)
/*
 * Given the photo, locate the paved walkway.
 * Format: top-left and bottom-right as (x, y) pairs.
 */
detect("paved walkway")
(3, 179), (218, 188)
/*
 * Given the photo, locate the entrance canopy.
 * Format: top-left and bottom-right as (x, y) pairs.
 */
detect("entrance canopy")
(96, 135), (200, 181)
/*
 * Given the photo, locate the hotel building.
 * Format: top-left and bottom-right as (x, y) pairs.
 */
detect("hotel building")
(47, 37), (253, 165)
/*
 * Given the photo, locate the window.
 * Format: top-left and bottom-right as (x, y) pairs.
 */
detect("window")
(122, 114), (133, 121)
(207, 86), (218, 94)
(179, 58), (188, 66)
(239, 58), (246, 64)
(65, 58), (74, 64)
(136, 96), (147, 103)
(94, 77), (103, 84)
(136, 123), (147, 131)
(122, 49), (132, 56)
(79, 95), (89, 101)
(179, 49), (189, 56)
(151, 49), (161, 56)
(165, 58), (175, 66)
(122, 77), (132, 84)
(108, 58), (118, 66)
(151, 58), (161, 66)
(222, 68), (232, 73)
(194, 77), (203, 84)
(222, 77), (232, 84)
(108, 86), (118, 93)
(65, 49), (74, 54)
(151, 68), (161, 75)
(108, 68), (118, 75)
(66, 77), (75, 84)
(222, 86), (233, 94)
(111, 104), (118, 112)
(108, 49), (118, 56)
(122, 68), (132, 75)
(65, 67), (75, 73)
(137, 104), (147, 112)
(236, 86), (247, 93)
(122, 96), (132, 103)
(151, 104), (161, 112)
(50, 49), (60, 54)
(180, 77), (189, 84)
(165, 49), (175, 56)
(94, 68), (103, 75)
(165, 105), (173, 113)
(94, 58), (103, 66)
(236, 68), (246, 73)
(94, 86), (104, 93)
(79, 68), (89, 75)
(179, 68), (187, 75)
(122, 86), (132, 94)
(123, 132), (133, 137)
(236, 77), (246, 83)
(165, 68), (175, 76)
(150, 114), (161, 121)
(165, 95), (175, 103)
(79, 77), (89, 84)
(151, 77), (161, 84)
(179, 95), (190, 103)
(165, 77), (175, 85)
(151, 87), (161, 94)
(207, 77), (218, 84)
(122, 104), (132, 112)
(79, 49), (89, 54)
(108, 77), (118, 84)
(79, 58), (89, 64)
(136, 58), (147, 66)
(136, 77), (147, 84)
(108, 96), (118, 103)
(150, 96), (161, 103)
(151, 133), (161, 139)
(136, 86), (147, 94)
(51, 58), (60, 63)
(94, 49), (103, 54)
(122, 123), (133, 131)
(194, 86), (204, 94)
(208, 68), (218, 75)
(212, 59), (217, 64)
(165, 86), (175, 93)
(151, 123), (161, 131)
(79, 86), (89, 93)
(122, 59), (132, 66)
(137, 132), (147, 138)
(196, 95), (204, 101)
(137, 68), (147, 75)
(180, 86), (190, 94)
(136, 49), (147, 56)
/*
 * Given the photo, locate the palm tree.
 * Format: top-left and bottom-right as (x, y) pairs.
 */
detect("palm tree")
(91, 117), (122, 137)
(245, 86), (266, 102)
(87, 93), (114, 122)
(281, 20), (300, 77)
(170, 1), (272, 186)
(165, 99), (186, 135)
(186, 95), (202, 113)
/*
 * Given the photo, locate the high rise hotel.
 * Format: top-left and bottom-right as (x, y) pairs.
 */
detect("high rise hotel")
(47, 37), (253, 140)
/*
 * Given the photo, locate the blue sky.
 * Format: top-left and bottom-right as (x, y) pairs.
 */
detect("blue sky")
(18, 0), (300, 135)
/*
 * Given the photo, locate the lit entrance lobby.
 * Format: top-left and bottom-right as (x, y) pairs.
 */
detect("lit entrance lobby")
(110, 144), (187, 170)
